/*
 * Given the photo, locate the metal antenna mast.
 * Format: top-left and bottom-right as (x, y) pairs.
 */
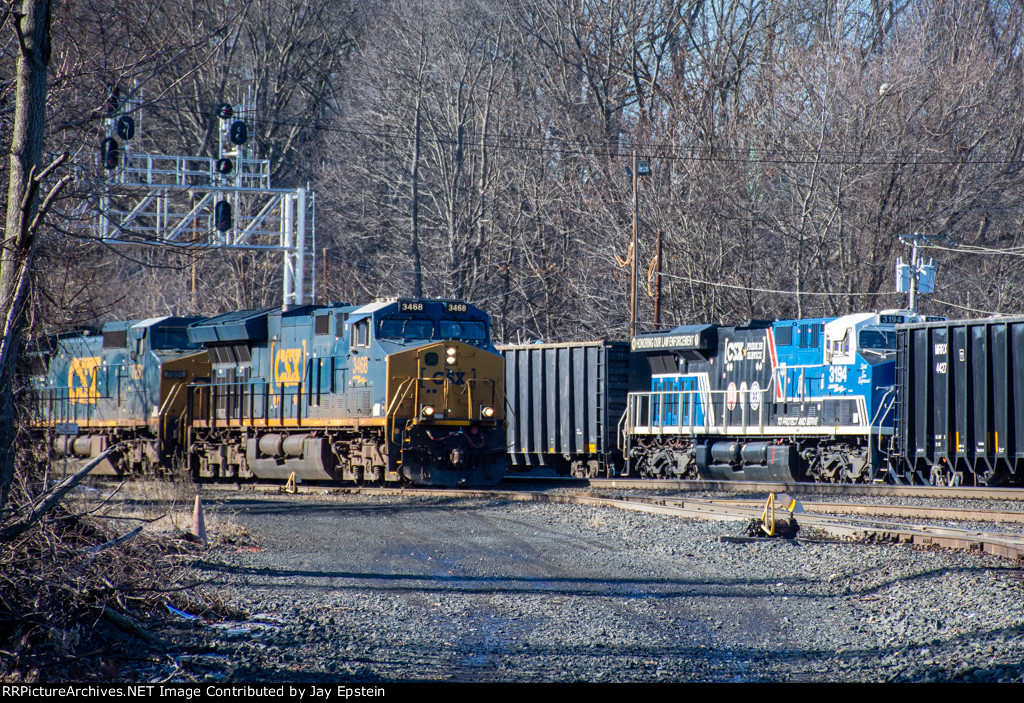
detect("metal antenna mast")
(81, 87), (316, 307)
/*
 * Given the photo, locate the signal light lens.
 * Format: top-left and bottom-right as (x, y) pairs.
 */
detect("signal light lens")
(116, 115), (135, 141)
(215, 200), (232, 232)
(101, 137), (119, 170)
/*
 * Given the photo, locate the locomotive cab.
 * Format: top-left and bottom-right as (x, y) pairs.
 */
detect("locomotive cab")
(824, 310), (939, 367)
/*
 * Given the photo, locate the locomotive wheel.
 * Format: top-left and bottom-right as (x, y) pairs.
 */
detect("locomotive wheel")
(647, 451), (674, 478)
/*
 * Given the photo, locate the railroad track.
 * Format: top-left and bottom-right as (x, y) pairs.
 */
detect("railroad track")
(506, 475), (1024, 502)
(220, 481), (1024, 560)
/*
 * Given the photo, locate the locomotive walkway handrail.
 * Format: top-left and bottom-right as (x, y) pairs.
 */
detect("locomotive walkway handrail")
(624, 378), (777, 438)
(385, 377), (417, 448)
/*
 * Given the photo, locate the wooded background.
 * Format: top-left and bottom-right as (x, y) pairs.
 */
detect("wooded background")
(5, 0), (1024, 345)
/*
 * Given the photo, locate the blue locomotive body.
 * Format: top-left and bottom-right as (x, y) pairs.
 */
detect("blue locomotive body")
(32, 317), (208, 475)
(624, 310), (936, 482)
(185, 299), (506, 486)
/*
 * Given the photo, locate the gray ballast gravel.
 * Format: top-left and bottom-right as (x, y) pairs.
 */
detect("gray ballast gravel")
(172, 494), (1024, 683)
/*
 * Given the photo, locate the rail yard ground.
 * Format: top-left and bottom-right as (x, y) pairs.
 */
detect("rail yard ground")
(116, 489), (1024, 684)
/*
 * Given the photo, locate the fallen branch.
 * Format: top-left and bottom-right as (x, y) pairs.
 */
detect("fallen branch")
(83, 525), (144, 555)
(0, 445), (120, 542)
(101, 606), (166, 646)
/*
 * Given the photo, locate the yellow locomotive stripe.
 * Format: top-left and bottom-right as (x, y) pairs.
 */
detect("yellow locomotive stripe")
(191, 417), (389, 429)
(31, 419), (154, 429)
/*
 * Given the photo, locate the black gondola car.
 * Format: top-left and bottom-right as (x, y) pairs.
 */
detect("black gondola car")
(500, 341), (649, 477)
(893, 315), (1024, 486)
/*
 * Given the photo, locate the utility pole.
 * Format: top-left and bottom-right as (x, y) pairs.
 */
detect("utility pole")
(653, 230), (662, 328)
(629, 152), (650, 337)
(631, 151), (638, 338)
(895, 233), (940, 313)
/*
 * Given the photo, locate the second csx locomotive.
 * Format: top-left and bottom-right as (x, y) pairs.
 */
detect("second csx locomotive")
(33, 316), (209, 475)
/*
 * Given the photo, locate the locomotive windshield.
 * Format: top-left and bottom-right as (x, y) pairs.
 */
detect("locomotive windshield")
(440, 319), (487, 341)
(378, 317), (434, 340)
(859, 329), (896, 350)
(151, 327), (201, 350)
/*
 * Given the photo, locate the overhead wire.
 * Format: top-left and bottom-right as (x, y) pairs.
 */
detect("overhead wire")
(134, 100), (1024, 169)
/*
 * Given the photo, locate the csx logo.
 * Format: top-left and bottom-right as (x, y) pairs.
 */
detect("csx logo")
(67, 356), (100, 403)
(423, 370), (467, 385)
(724, 339), (765, 362)
(725, 340), (746, 362)
(274, 348), (304, 385)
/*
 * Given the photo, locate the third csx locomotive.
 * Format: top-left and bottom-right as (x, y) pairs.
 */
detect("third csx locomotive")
(504, 309), (958, 484)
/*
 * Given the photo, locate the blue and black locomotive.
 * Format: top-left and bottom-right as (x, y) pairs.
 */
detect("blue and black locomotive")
(623, 310), (937, 482)
(32, 299), (506, 487)
(501, 309), (1002, 484)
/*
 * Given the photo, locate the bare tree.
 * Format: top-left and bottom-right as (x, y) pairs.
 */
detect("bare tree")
(1, 0), (63, 513)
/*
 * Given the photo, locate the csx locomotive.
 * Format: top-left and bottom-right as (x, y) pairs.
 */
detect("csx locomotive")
(33, 299), (506, 487)
(623, 310), (938, 483)
(33, 316), (209, 475)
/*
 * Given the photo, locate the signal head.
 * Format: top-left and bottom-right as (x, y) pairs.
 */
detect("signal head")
(229, 120), (248, 145)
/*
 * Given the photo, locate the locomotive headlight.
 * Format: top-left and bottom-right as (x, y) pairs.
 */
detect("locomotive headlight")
(481, 405), (495, 418)
(420, 404), (435, 417)
(446, 346), (457, 364)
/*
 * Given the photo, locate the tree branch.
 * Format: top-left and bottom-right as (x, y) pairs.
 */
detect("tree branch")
(0, 446), (120, 542)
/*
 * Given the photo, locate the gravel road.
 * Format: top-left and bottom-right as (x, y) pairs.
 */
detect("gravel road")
(155, 492), (1024, 683)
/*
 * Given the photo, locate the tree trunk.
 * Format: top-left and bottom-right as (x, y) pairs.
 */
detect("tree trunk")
(1, 0), (53, 516)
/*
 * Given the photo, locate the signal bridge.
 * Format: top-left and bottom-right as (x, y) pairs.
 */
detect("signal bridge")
(75, 93), (316, 307)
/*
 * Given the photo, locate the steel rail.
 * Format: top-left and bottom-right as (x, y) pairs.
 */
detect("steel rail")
(253, 485), (1024, 560)
(506, 476), (1024, 502)
(705, 498), (1024, 524)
